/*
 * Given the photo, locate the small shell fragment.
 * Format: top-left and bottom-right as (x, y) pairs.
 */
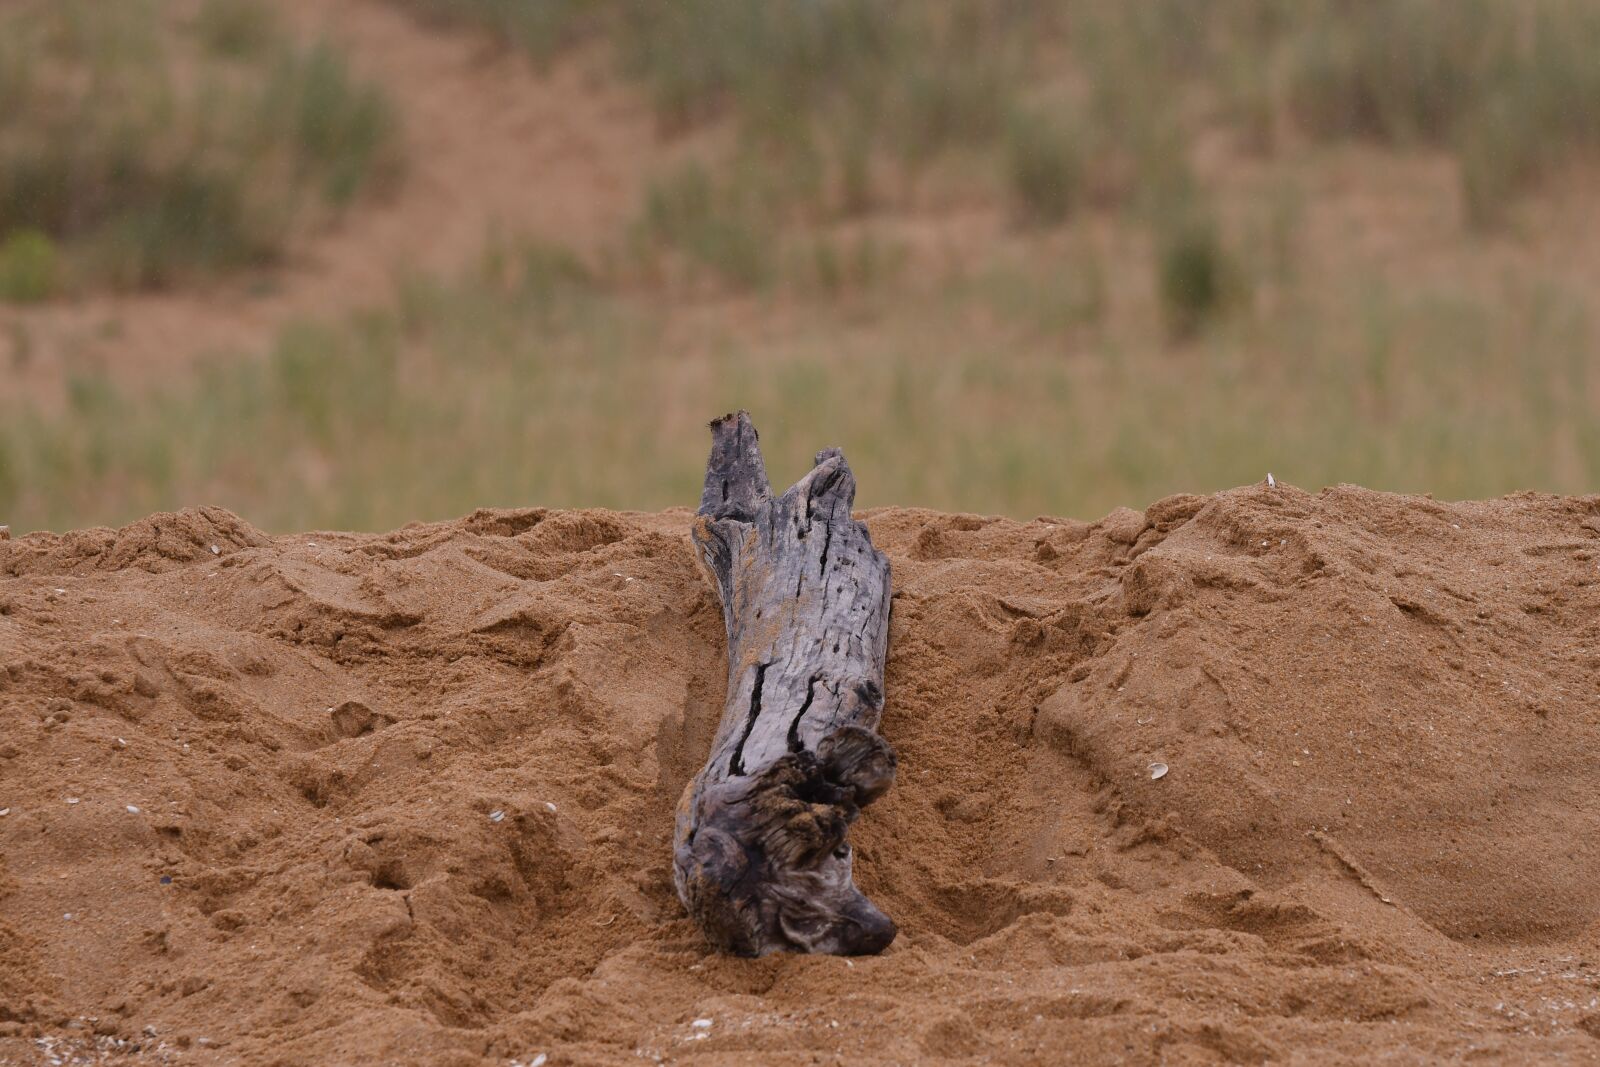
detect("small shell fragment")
(210, 544), (221, 555)
(691, 1019), (713, 1030)
(66, 797), (81, 805)
(0, 808), (10, 817)
(1266, 473), (1276, 487)
(126, 805), (140, 814)
(488, 810), (505, 823)
(1148, 762), (1169, 780)
(544, 801), (557, 813)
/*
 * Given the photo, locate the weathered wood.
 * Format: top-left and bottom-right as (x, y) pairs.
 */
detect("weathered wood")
(674, 411), (897, 956)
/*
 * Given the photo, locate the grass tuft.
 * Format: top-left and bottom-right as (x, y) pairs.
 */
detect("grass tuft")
(1277, 0), (1600, 226)
(1156, 208), (1237, 342)
(0, 0), (400, 298)
(1283, 0), (1495, 146)
(0, 229), (60, 303)
(637, 162), (776, 291)
(261, 40), (402, 209)
(1005, 109), (1083, 228)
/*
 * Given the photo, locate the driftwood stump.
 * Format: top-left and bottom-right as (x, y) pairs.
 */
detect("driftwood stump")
(673, 412), (897, 956)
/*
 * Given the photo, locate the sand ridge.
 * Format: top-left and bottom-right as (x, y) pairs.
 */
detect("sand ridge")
(2, 487), (1599, 1064)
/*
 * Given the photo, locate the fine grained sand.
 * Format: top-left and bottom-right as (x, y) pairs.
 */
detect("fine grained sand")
(2, 486), (1598, 1065)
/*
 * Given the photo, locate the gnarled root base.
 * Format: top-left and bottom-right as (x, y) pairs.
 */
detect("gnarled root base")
(676, 726), (896, 955)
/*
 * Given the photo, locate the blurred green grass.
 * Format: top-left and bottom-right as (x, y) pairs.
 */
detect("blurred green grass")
(0, 0), (399, 297)
(4, 231), (1595, 533)
(397, 0), (1600, 231)
(3, 0), (1599, 532)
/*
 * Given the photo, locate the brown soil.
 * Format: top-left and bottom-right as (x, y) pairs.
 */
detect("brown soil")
(3, 485), (1599, 1064)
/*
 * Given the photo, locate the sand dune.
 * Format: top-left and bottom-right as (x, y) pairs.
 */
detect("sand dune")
(3, 486), (1599, 1064)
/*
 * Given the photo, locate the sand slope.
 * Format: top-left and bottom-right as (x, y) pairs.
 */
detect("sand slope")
(2, 487), (1599, 1065)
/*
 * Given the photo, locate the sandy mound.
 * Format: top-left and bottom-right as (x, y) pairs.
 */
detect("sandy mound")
(2, 487), (1599, 1065)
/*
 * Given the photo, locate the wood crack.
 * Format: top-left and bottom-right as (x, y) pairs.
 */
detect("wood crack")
(728, 662), (768, 776)
(788, 674), (820, 752)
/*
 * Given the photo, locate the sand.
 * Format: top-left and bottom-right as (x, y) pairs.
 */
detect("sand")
(2, 485), (1599, 1065)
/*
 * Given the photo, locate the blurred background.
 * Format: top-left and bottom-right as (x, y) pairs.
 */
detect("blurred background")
(2, 0), (1598, 533)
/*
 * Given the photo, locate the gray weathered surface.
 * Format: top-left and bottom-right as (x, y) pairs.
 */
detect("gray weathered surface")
(673, 411), (897, 956)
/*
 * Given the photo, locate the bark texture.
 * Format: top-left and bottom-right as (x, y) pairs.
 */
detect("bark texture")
(673, 411), (897, 956)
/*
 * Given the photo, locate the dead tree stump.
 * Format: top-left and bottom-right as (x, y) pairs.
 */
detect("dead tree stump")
(673, 411), (897, 956)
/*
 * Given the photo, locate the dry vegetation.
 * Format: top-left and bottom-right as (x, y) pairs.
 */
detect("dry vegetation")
(0, 0), (399, 298)
(2, 0), (1598, 531)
